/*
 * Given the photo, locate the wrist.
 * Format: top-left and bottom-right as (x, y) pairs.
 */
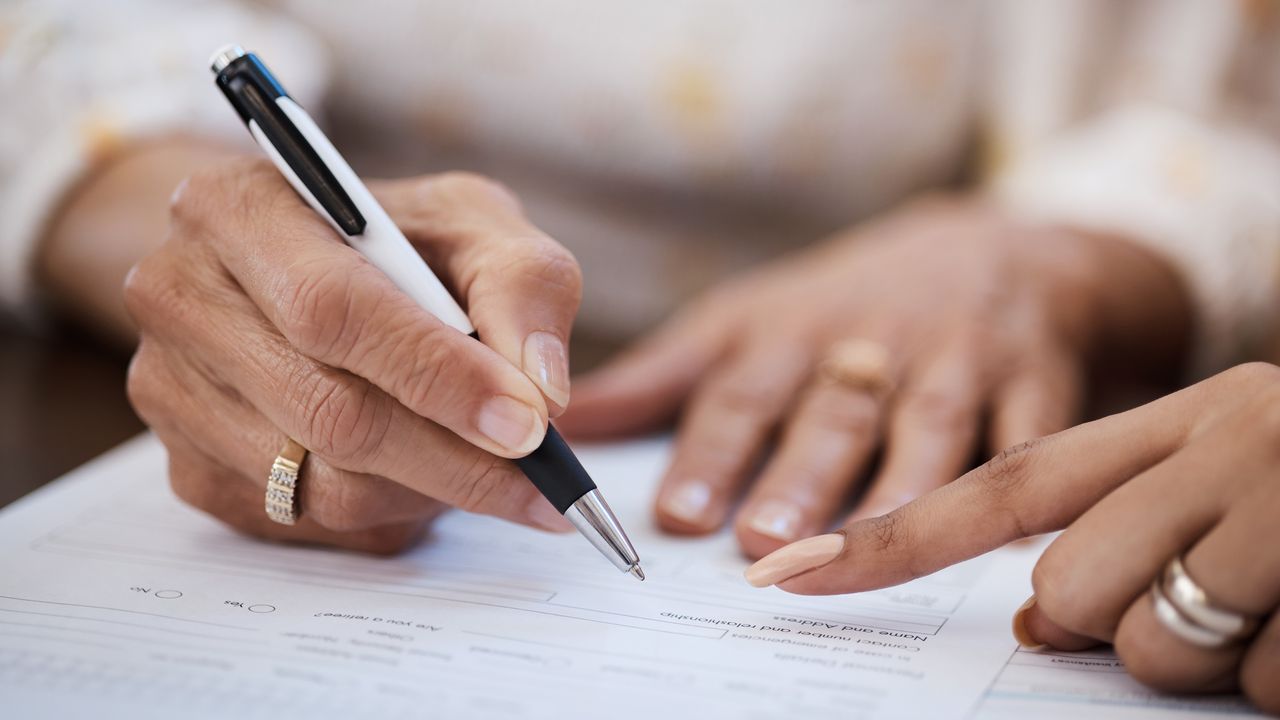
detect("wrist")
(36, 137), (235, 346)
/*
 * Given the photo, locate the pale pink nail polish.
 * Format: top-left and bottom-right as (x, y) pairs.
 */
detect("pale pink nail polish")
(744, 533), (845, 587)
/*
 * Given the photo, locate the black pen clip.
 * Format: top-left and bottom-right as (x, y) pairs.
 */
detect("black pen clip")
(214, 51), (366, 236)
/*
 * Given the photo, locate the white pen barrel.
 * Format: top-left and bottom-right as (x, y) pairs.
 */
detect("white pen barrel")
(248, 99), (475, 336)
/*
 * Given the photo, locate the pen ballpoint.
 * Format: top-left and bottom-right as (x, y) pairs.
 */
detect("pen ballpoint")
(210, 45), (643, 580)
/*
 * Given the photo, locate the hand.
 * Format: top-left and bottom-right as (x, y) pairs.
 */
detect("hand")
(747, 363), (1280, 712)
(559, 196), (1189, 558)
(125, 158), (582, 552)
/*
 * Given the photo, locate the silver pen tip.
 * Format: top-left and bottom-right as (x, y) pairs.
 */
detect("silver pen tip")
(628, 564), (645, 581)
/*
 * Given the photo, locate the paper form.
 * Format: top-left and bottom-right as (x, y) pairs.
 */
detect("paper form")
(974, 647), (1263, 719)
(0, 435), (1264, 719)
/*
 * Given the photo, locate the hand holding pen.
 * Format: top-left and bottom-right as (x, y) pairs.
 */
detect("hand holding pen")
(125, 48), (641, 576)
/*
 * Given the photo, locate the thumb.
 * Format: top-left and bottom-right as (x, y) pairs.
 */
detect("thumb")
(558, 303), (733, 440)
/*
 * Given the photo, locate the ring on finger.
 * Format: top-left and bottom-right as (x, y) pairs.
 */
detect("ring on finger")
(1151, 555), (1262, 648)
(819, 339), (893, 396)
(265, 438), (308, 525)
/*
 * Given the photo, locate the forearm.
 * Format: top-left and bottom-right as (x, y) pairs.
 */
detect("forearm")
(35, 138), (238, 347)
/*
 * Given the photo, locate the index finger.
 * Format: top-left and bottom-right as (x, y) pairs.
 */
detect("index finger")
(749, 387), (1198, 595)
(376, 173), (583, 415)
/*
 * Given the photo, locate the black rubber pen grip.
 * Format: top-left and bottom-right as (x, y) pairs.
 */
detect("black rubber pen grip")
(514, 425), (597, 513)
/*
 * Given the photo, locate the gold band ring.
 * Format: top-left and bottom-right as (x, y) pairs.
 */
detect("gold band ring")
(265, 438), (307, 525)
(818, 339), (893, 395)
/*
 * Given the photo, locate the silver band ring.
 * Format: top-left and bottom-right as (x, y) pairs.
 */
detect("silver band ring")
(266, 438), (307, 525)
(1151, 555), (1261, 648)
(1163, 556), (1260, 638)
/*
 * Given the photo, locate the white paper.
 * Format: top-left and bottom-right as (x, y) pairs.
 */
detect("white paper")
(974, 646), (1261, 719)
(0, 435), (1263, 719)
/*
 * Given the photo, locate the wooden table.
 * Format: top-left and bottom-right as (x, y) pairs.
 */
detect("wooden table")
(0, 321), (144, 509)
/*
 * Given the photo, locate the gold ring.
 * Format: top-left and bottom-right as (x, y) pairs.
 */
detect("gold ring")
(818, 339), (893, 395)
(1152, 556), (1260, 647)
(265, 438), (307, 525)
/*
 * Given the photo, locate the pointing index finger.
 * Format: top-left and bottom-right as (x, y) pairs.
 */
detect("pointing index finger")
(762, 391), (1193, 595)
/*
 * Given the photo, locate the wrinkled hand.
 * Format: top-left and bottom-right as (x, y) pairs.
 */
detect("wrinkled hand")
(125, 159), (582, 552)
(559, 196), (1188, 558)
(750, 363), (1280, 712)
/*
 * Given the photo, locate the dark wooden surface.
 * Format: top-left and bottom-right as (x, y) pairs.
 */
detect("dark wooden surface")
(0, 321), (144, 509)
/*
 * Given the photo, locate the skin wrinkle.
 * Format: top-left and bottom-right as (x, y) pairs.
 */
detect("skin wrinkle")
(110, 156), (595, 554)
(280, 257), (364, 361)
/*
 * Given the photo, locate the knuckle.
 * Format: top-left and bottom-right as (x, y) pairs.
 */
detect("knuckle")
(169, 158), (272, 227)
(1029, 551), (1096, 636)
(280, 261), (365, 360)
(430, 171), (520, 210)
(1223, 361), (1280, 389)
(505, 241), (583, 300)
(122, 254), (179, 325)
(295, 374), (391, 468)
(393, 327), (456, 415)
(125, 346), (164, 423)
(167, 168), (216, 225)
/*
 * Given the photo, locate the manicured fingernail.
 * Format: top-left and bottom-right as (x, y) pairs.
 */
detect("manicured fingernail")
(744, 533), (844, 588)
(662, 481), (713, 524)
(522, 331), (570, 408)
(525, 497), (574, 532)
(1011, 595), (1047, 650)
(747, 500), (803, 542)
(477, 396), (544, 454)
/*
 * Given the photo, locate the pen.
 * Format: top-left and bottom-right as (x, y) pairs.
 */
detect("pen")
(209, 45), (643, 581)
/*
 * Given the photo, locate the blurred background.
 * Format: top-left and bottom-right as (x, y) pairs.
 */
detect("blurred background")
(2, 0), (1278, 505)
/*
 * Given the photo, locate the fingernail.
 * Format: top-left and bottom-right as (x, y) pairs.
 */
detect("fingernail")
(477, 396), (544, 454)
(522, 331), (571, 408)
(744, 533), (845, 588)
(1011, 595), (1047, 650)
(525, 497), (574, 532)
(746, 500), (803, 542)
(662, 481), (713, 524)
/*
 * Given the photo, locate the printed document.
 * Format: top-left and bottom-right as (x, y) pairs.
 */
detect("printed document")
(0, 436), (1263, 719)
